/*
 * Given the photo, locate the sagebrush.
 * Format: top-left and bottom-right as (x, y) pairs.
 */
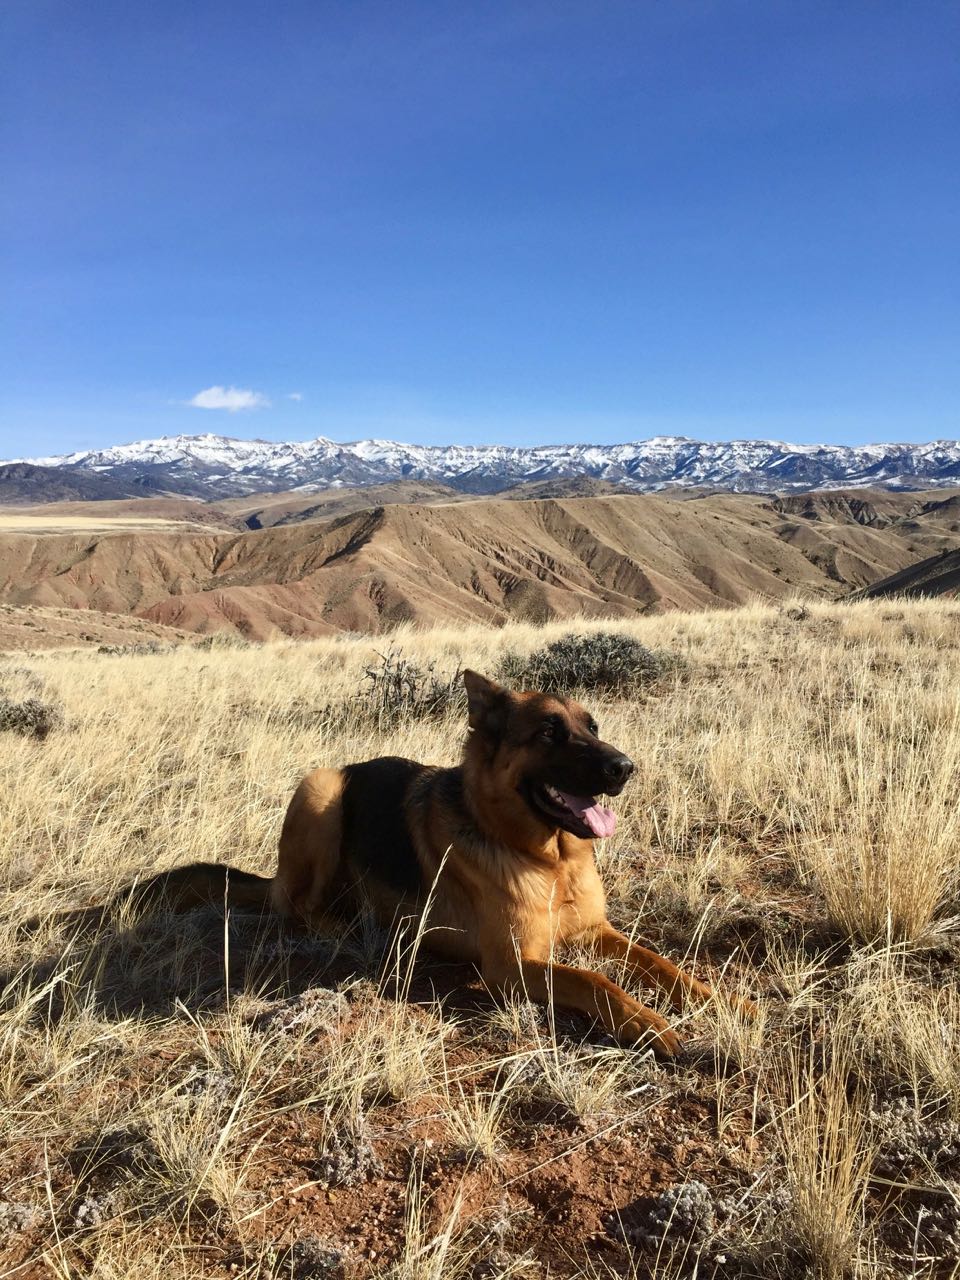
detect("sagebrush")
(498, 630), (669, 695)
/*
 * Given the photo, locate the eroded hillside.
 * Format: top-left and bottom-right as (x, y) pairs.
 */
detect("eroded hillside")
(2, 490), (960, 642)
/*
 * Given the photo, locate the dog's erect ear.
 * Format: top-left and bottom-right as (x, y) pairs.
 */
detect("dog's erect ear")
(463, 670), (509, 738)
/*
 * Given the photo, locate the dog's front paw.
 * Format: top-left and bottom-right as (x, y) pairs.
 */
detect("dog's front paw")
(618, 1008), (683, 1059)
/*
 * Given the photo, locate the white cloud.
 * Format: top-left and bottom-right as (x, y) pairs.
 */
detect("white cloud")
(188, 385), (271, 412)
(286, 392), (304, 402)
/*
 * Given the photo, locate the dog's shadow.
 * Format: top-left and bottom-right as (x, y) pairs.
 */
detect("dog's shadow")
(10, 885), (710, 1064)
(7, 893), (502, 1034)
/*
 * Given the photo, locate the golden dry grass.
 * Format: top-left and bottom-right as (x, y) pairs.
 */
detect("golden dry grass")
(1, 598), (959, 1277)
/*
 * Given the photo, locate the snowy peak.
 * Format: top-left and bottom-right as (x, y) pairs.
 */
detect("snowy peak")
(8, 433), (960, 500)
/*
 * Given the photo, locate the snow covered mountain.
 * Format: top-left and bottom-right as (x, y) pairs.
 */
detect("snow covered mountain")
(9, 433), (960, 499)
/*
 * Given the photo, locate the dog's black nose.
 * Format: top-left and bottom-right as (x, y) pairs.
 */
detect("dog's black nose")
(604, 754), (634, 785)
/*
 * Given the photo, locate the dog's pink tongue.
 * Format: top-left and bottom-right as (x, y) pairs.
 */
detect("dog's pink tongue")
(558, 791), (617, 838)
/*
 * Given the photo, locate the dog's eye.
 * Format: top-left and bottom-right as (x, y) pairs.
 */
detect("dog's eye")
(540, 716), (567, 742)
(587, 719), (599, 737)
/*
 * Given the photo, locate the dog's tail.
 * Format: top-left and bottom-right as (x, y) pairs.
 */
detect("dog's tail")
(18, 863), (274, 943)
(119, 862), (273, 914)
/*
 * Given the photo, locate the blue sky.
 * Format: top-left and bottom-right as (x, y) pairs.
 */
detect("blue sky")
(2, 1), (958, 458)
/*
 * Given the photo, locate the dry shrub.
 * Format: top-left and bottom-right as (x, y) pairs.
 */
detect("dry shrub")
(97, 641), (171, 656)
(0, 695), (62, 739)
(497, 631), (668, 695)
(357, 649), (465, 725)
(488, 985), (648, 1124)
(0, 665), (62, 739)
(608, 1180), (717, 1267)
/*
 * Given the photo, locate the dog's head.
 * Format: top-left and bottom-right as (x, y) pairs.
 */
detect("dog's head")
(462, 670), (634, 842)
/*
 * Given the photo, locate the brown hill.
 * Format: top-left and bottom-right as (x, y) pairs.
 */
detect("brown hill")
(853, 547), (960, 601)
(772, 490), (922, 527)
(3, 490), (960, 645)
(893, 492), (960, 533)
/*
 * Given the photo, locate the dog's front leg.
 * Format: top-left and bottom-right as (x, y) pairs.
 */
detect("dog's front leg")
(482, 955), (682, 1058)
(586, 922), (756, 1017)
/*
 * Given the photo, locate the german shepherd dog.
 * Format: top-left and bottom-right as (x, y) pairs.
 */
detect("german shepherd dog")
(139, 671), (750, 1057)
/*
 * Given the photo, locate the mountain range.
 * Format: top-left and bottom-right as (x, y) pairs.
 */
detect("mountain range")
(6, 433), (960, 501)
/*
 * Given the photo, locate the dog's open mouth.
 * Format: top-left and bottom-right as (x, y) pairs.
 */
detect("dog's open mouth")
(531, 783), (617, 838)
